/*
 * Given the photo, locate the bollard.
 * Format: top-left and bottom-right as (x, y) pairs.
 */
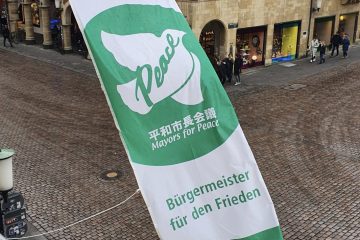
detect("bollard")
(0, 149), (14, 200)
(0, 149), (27, 238)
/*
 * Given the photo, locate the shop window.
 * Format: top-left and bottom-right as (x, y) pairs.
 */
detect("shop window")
(200, 20), (225, 59)
(236, 27), (266, 68)
(31, 0), (40, 27)
(272, 22), (300, 63)
(200, 30), (215, 57)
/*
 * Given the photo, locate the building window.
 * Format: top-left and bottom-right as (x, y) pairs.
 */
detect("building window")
(236, 26), (266, 68)
(272, 21), (301, 63)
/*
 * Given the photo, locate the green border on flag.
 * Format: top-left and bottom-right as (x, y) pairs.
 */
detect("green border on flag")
(234, 226), (283, 240)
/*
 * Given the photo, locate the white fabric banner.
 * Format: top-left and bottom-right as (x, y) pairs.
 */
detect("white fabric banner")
(69, 0), (283, 239)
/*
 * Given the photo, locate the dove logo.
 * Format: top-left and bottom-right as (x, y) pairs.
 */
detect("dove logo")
(101, 29), (203, 115)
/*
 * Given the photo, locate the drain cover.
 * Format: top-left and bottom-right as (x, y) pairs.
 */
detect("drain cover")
(280, 62), (296, 67)
(100, 170), (122, 181)
(284, 84), (307, 91)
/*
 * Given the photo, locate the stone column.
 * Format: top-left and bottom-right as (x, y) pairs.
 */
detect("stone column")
(226, 28), (237, 57)
(62, 24), (72, 53)
(7, 0), (19, 34)
(264, 24), (274, 66)
(308, 12), (316, 45)
(190, 3), (202, 40)
(40, 0), (53, 48)
(23, 0), (35, 44)
(356, 13), (360, 43)
(334, 13), (340, 36)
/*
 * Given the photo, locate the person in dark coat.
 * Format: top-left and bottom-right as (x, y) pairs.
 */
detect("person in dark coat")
(342, 34), (350, 58)
(330, 31), (342, 57)
(319, 41), (326, 64)
(234, 53), (243, 85)
(209, 55), (221, 81)
(225, 54), (234, 83)
(2, 25), (13, 47)
(219, 56), (228, 85)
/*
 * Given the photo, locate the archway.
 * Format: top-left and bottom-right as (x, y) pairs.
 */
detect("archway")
(62, 1), (71, 25)
(199, 20), (226, 59)
(60, 1), (72, 52)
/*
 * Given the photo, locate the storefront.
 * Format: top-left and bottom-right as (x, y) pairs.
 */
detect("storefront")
(199, 20), (225, 58)
(314, 16), (335, 45)
(339, 12), (359, 42)
(236, 26), (267, 68)
(272, 21), (301, 63)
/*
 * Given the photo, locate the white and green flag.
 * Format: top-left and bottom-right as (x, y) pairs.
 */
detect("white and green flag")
(70, 1), (283, 239)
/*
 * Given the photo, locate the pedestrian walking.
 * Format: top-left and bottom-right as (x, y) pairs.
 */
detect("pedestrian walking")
(319, 41), (326, 64)
(309, 37), (319, 63)
(2, 25), (13, 47)
(234, 53), (243, 86)
(330, 31), (342, 57)
(342, 33), (350, 58)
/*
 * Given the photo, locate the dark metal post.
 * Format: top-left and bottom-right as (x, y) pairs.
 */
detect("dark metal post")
(307, 0), (313, 57)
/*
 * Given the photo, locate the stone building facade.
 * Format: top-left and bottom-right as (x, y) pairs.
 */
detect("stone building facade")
(1, 0), (84, 54)
(2, 0), (359, 66)
(177, 0), (360, 66)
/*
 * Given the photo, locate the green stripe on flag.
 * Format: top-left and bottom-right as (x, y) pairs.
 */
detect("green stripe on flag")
(234, 226), (283, 240)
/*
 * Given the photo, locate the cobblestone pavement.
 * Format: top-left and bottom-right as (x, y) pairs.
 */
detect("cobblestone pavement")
(230, 63), (360, 239)
(0, 44), (359, 239)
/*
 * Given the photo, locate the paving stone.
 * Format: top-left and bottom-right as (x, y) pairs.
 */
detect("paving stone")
(0, 42), (359, 239)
